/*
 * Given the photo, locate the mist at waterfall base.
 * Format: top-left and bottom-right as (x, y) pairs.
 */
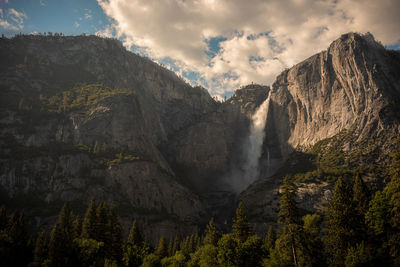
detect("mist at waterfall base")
(226, 94), (271, 193)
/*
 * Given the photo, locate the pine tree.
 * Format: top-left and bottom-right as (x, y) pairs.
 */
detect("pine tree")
(167, 237), (174, 256)
(48, 204), (75, 267)
(353, 174), (370, 215)
(264, 226), (276, 252)
(389, 136), (400, 179)
(142, 253), (160, 267)
(194, 233), (201, 250)
(366, 190), (390, 236)
(278, 176), (302, 267)
(232, 201), (252, 243)
(92, 202), (110, 262)
(81, 199), (97, 239)
(302, 213), (325, 266)
(345, 241), (372, 267)
(324, 176), (355, 266)
(188, 234), (195, 253)
(171, 235), (179, 256)
(31, 230), (48, 267)
(123, 241), (150, 267)
(73, 214), (82, 238)
(155, 236), (168, 258)
(388, 138), (400, 265)
(236, 235), (264, 267)
(180, 236), (188, 255)
(365, 138), (400, 265)
(108, 203), (123, 263)
(189, 244), (218, 267)
(204, 217), (221, 246)
(1, 212), (31, 267)
(96, 202), (110, 244)
(352, 174), (370, 242)
(128, 219), (143, 246)
(365, 189), (392, 265)
(217, 234), (237, 267)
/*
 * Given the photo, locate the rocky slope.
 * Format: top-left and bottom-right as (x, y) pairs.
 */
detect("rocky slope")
(0, 32), (399, 240)
(240, 33), (400, 233)
(0, 34), (216, 242)
(266, 33), (400, 153)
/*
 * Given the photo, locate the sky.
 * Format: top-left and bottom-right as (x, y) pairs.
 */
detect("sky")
(1, 0), (400, 98)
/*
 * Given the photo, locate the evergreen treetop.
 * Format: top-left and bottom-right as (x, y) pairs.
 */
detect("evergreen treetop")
(81, 199), (97, 239)
(204, 217), (221, 246)
(232, 202), (252, 243)
(128, 219), (143, 246)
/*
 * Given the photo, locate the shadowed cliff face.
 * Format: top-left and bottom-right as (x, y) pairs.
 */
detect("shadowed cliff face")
(0, 35), (216, 242)
(163, 84), (270, 193)
(0, 33), (400, 240)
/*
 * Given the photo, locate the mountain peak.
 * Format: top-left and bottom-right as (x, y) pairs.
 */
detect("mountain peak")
(227, 84), (269, 112)
(329, 32), (386, 54)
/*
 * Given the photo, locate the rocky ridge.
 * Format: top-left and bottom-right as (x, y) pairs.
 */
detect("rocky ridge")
(240, 33), (400, 233)
(0, 35), (216, 241)
(0, 32), (399, 240)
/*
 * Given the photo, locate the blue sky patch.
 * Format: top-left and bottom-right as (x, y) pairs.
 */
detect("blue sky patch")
(386, 43), (400, 50)
(0, 0), (109, 36)
(205, 36), (227, 58)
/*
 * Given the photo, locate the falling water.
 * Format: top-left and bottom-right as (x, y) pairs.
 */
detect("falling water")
(242, 94), (271, 186)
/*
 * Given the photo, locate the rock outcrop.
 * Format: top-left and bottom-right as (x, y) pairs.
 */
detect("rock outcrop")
(164, 84), (269, 193)
(264, 32), (400, 160)
(1, 32), (399, 240)
(240, 33), (400, 234)
(0, 35), (215, 242)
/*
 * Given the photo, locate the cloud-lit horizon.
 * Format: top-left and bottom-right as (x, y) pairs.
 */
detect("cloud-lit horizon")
(1, 0), (399, 98)
(96, 0), (400, 97)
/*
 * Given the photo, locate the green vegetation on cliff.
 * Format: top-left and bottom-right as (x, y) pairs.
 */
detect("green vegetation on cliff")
(274, 130), (387, 188)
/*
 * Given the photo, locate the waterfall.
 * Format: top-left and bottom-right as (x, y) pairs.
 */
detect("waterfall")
(242, 94), (271, 187)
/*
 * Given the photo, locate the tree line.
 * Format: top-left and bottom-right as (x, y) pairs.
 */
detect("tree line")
(1, 172), (399, 266)
(1, 141), (399, 266)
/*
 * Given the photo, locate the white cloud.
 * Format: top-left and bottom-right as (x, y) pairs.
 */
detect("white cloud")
(74, 21), (80, 28)
(96, 24), (114, 38)
(0, 19), (18, 31)
(8, 8), (27, 22)
(98, 0), (400, 96)
(0, 8), (27, 31)
(39, 0), (46, 6)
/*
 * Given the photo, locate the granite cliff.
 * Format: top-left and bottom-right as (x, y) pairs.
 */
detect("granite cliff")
(240, 32), (400, 233)
(0, 34), (216, 241)
(0, 32), (399, 240)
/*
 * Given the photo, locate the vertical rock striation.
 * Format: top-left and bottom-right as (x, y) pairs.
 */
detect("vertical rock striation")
(266, 32), (400, 160)
(240, 33), (400, 234)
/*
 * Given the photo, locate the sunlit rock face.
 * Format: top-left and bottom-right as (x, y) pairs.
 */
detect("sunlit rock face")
(265, 32), (400, 158)
(240, 33), (400, 234)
